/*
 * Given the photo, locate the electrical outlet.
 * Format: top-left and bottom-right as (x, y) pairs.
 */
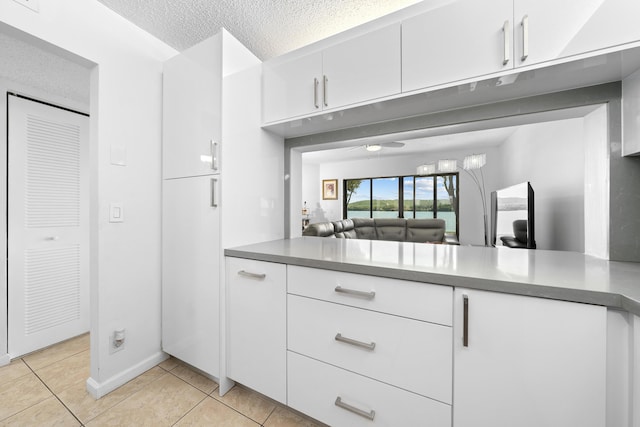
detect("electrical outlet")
(12, 0), (39, 12)
(109, 329), (126, 354)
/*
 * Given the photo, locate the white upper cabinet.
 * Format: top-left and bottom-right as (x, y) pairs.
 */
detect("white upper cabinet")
(262, 52), (322, 123)
(322, 24), (401, 111)
(163, 39), (222, 179)
(263, 24), (401, 123)
(514, 0), (640, 67)
(402, 0), (513, 93)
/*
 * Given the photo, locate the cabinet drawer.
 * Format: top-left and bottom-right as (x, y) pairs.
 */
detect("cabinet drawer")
(288, 295), (452, 403)
(288, 352), (451, 427)
(288, 265), (452, 325)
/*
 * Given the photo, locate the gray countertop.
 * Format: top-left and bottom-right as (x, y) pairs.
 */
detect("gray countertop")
(225, 237), (640, 316)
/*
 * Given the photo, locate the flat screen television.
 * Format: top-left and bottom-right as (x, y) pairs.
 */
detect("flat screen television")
(491, 182), (536, 249)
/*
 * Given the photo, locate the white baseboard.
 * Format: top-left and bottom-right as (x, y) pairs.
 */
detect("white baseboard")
(86, 351), (169, 399)
(0, 353), (10, 367)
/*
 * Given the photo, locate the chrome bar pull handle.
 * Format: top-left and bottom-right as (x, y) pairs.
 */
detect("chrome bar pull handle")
(210, 178), (218, 207)
(334, 286), (375, 299)
(335, 397), (375, 421)
(323, 75), (328, 107)
(502, 20), (510, 65)
(211, 140), (219, 171)
(237, 270), (266, 280)
(335, 333), (376, 351)
(313, 78), (319, 109)
(463, 294), (469, 347)
(521, 15), (529, 62)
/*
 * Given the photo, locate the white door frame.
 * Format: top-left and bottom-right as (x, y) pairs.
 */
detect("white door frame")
(0, 80), (91, 365)
(7, 93), (90, 358)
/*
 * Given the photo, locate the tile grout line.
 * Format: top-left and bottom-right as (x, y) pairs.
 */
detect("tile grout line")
(22, 357), (86, 426)
(164, 369), (267, 426)
(169, 394), (209, 426)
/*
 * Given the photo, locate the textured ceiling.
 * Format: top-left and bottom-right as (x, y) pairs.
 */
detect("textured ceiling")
(95, 0), (422, 59)
(0, 32), (91, 107)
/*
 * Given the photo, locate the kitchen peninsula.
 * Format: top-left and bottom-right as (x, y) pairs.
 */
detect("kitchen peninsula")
(225, 237), (640, 427)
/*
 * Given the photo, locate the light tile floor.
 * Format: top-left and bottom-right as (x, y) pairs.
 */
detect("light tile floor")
(0, 334), (324, 426)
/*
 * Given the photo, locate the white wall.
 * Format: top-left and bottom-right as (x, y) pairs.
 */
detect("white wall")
(303, 146), (501, 246)
(1, 0), (178, 397)
(498, 118), (585, 252)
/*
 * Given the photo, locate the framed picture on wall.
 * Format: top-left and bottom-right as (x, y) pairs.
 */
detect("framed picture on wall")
(322, 179), (338, 200)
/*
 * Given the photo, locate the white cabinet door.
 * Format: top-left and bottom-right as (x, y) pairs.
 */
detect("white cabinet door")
(402, 0), (513, 93)
(322, 23), (401, 110)
(163, 38), (222, 179)
(226, 258), (287, 404)
(514, 0), (640, 67)
(162, 176), (220, 376)
(263, 24), (401, 123)
(453, 288), (606, 427)
(262, 52), (322, 123)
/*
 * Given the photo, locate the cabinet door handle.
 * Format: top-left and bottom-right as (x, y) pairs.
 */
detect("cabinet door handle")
(521, 15), (529, 61)
(210, 178), (218, 207)
(211, 140), (219, 171)
(335, 397), (375, 421)
(237, 270), (266, 280)
(334, 286), (375, 299)
(313, 78), (319, 109)
(323, 75), (328, 107)
(335, 333), (376, 351)
(463, 294), (469, 347)
(502, 20), (510, 65)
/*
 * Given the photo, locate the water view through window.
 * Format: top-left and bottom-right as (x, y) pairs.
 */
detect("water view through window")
(344, 174), (458, 234)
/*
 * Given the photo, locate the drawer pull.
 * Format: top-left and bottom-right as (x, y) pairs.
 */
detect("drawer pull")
(463, 294), (469, 347)
(237, 270), (266, 280)
(502, 20), (510, 65)
(334, 286), (375, 299)
(335, 396), (375, 421)
(335, 333), (376, 351)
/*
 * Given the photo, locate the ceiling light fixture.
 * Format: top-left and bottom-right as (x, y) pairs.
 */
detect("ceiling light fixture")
(365, 144), (382, 152)
(416, 163), (436, 175)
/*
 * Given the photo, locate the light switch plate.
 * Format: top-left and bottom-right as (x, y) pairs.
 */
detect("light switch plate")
(110, 145), (127, 166)
(109, 203), (124, 223)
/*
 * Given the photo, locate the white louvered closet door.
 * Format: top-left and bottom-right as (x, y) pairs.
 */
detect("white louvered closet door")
(8, 95), (89, 357)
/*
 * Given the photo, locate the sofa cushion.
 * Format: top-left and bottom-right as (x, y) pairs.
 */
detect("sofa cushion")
(374, 218), (407, 241)
(406, 218), (445, 243)
(339, 219), (357, 238)
(352, 218), (377, 240)
(332, 220), (345, 238)
(303, 222), (335, 237)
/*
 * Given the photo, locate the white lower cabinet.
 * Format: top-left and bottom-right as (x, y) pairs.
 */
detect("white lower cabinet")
(288, 351), (451, 427)
(225, 260), (612, 426)
(226, 258), (286, 404)
(453, 288), (607, 427)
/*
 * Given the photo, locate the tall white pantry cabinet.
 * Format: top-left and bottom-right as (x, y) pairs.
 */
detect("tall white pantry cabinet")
(161, 30), (284, 385)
